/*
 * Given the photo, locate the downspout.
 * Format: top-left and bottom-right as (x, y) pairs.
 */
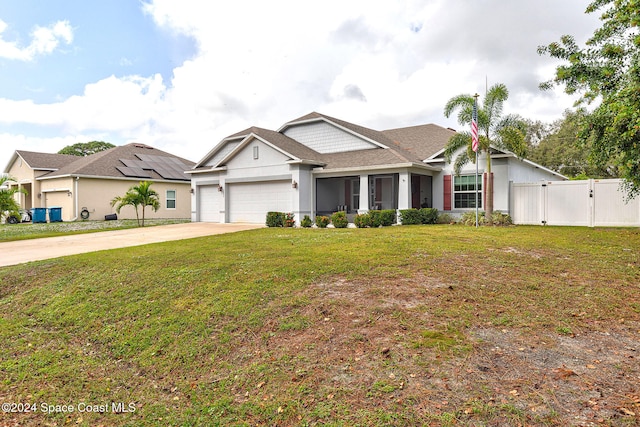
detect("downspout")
(70, 177), (80, 221)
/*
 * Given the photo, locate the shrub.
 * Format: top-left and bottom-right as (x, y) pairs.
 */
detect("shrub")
(419, 208), (438, 224)
(460, 211), (485, 226)
(399, 209), (422, 225)
(460, 210), (513, 226)
(300, 215), (312, 228)
(354, 213), (372, 228)
(266, 211), (284, 227)
(315, 215), (330, 228)
(331, 211), (348, 228)
(491, 211), (513, 226)
(436, 213), (456, 224)
(369, 209), (396, 227)
(284, 212), (295, 227)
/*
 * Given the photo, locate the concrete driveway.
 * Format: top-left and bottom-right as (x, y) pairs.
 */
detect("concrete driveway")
(0, 222), (263, 268)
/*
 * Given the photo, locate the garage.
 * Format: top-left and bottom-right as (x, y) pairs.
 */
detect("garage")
(228, 180), (292, 223)
(198, 185), (222, 222)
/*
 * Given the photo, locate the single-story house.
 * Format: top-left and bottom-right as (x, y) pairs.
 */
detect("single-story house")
(4, 143), (195, 221)
(187, 112), (565, 224)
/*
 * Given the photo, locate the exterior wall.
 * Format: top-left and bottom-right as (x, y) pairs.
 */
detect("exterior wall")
(191, 139), (299, 223)
(283, 122), (377, 153)
(77, 178), (191, 221)
(38, 177), (190, 221)
(39, 177), (75, 220)
(6, 157), (42, 210)
(434, 151), (565, 215)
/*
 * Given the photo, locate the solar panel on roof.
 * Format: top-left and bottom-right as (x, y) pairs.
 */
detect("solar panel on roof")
(116, 166), (152, 178)
(117, 155), (189, 180)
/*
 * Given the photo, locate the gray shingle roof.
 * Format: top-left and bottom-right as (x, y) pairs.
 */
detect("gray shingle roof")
(16, 151), (78, 170)
(382, 124), (457, 160)
(193, 112), (454, 172)
(249, 127), (325, 165)
(41, 143), (196, 181)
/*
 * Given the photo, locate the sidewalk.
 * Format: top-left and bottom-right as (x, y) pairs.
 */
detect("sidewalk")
(0, 222), (262, 267)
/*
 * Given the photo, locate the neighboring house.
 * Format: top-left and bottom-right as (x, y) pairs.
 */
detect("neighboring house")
(3, 143), (195, 221)
(187, 112), (565, 224)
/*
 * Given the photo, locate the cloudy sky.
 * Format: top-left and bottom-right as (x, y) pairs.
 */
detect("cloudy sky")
(0, 0), (601, 170)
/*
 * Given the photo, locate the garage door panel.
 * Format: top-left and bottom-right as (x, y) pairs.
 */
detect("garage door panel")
(228, 181), (292, 223)
(199, 185), (221, 222)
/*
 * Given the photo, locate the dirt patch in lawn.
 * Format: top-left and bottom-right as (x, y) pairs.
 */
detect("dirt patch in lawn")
(258, 273), (640, 426)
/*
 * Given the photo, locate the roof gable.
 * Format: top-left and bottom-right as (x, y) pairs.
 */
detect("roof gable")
(279, 112), (391, 154)
(13, 151), (77, 171)
(194, 127), (325, 170)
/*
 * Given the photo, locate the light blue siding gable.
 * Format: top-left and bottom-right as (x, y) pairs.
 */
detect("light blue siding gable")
(283, 121), (379, 154)
(205, 141), (241, 167)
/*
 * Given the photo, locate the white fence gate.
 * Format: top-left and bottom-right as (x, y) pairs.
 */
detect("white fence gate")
(510, 179), (640, 227)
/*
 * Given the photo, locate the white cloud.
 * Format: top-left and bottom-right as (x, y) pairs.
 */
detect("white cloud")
(0, 0), (603, 169)
(0, 19), (73, 61)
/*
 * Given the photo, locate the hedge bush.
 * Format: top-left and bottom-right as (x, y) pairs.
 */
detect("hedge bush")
(399, 209), (422, 225)
(419, 207), (438, 224)
(400, 208), (439, 225)
(354, 213), (372, 228)
(300, 215), (312, 228)
(315, 215), (330, 228)
(331, 211), (348, 228)
(266, 211), (285, 227)
(369, 209), (396, 227)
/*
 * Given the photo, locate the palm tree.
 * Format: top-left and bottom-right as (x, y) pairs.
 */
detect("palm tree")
(0, 175), (27, 223)
(443, 83), (527, 221)
(111, 181), (160, 227)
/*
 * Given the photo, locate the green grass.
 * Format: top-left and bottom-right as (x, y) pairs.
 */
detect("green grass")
(0, 225), (639, 426)
(0, 218), (189, 242)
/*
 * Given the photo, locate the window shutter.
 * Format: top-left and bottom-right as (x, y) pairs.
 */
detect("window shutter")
(443, 175), (452, 211)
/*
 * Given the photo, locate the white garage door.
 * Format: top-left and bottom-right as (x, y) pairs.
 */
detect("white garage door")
(198, 185), (221, 222)
(228, 180), (292, 223)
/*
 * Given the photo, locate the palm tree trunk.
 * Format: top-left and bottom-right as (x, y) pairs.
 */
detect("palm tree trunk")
(485, 152), (493, 223)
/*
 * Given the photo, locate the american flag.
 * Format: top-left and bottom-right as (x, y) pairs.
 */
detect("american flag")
(471, 99), (479, 152)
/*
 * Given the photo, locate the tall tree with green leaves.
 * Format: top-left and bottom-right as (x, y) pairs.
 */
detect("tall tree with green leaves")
(58, 141), (115, 156)
(110, 181), (160, 227)
(0, 175), (27, 222)
(528, 109), (620, 179)
(443, 83), (527, 221)
(538, 0), (640, 197)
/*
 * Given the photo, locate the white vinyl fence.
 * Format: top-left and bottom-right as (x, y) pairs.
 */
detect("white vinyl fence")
(510, 179), (640, 227)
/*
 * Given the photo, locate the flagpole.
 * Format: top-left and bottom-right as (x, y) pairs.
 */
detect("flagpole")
(476, 146), (479, 228)
(473, 94), (480, 228)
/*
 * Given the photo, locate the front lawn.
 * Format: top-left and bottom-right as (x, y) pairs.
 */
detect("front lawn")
(0, 225), (638, 426)
(0, 219), (189, 242)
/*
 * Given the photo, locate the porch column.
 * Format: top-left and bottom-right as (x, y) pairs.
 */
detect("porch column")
(398, 171), (411, 211)
(358, 174), (368, 213)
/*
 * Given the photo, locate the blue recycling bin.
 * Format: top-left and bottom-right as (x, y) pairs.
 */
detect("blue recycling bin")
(48, 207), (63, 222)
(31, 207), (47, 223)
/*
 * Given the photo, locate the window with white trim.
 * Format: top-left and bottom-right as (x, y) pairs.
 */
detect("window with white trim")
(453, 175), (481, 208)
(166, 190), (176, 209)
